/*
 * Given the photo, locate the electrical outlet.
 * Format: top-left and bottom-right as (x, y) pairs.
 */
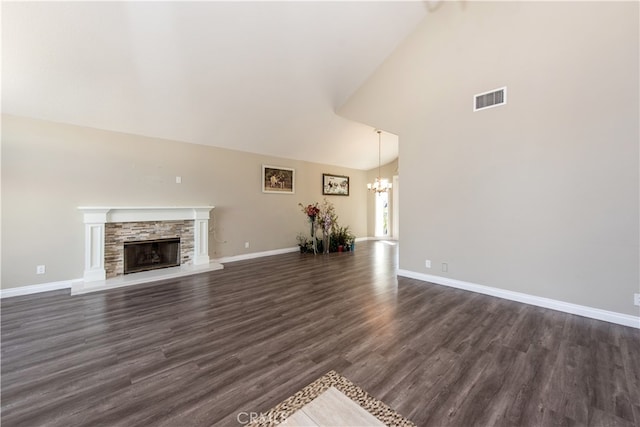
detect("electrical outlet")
(36, 265), (46, 275)
(442, 263), (448, 272)
(244, 242), (250, 249)
(175, 176), (182, 184)
(634, 293), (640, 307)
(425, 260), (431, 269)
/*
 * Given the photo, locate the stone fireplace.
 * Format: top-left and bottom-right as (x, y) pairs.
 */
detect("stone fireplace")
(105, 221), (193, 278)
(78, 206), (216, 283)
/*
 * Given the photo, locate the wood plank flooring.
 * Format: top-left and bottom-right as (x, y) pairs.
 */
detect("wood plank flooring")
(2, 241), (639, 426)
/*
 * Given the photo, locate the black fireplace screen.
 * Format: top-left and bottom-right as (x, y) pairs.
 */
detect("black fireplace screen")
(123, 238), (180, 274)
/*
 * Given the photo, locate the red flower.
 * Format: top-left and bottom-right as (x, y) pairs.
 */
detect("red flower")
(300, 203), (319, 218)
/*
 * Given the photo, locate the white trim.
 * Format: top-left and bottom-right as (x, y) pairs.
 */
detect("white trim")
(1, 243), (362, 298)
(193, 218), (211, 265)
(2, 263), (226, 298)
(84, 222), (106, 281)
(0, 241), (349, 299)
(392, 175), (399, 240)
(215, 247), (299, 264)
(78, 206), (215, 223)
(397, 269), (640, 329)
(72, 262), (224, 295)
(0, 279), (78, 298)
(364, 236), (389, 241)
(215, 239), (374, 263)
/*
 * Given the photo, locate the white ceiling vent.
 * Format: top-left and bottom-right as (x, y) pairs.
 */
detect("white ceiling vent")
(474, 87), (507, 111)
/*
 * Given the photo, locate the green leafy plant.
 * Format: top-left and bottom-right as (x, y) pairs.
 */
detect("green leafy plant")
(331, 225), (356, 250)
(296, 233), (313, 253)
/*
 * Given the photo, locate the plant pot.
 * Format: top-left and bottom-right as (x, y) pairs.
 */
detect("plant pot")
(338, 245), (343, 253)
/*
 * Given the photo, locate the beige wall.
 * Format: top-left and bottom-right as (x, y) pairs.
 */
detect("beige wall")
(340, 2), (639, 315)
(1, 114), (368, 289)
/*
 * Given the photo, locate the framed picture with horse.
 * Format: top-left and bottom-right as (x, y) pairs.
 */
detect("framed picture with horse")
(322, 173), (349, 196)
(262, 165), (295, 194)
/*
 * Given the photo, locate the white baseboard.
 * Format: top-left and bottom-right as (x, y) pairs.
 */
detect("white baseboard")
(71, 262), (224, 295)
(397, 269), (640, 329)
(0, 279), (78, 298)
(1, 247), (301, 298)
(2, 263), (227, 298)
(214, 238), (382, 264)
(360, 236), (399, 242)
(214, 246), (300, 264)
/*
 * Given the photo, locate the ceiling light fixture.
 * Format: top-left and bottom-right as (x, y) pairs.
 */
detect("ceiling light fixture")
(367, 129), (392, 193)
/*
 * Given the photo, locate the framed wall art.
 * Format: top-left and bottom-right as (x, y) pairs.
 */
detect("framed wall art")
(322, 173), (349, 196)
(262, 165), (295, 194)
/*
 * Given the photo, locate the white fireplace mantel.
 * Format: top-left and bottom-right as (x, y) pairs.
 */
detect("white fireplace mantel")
(79, 206), (215, 223)
(79, 206), (215, 282)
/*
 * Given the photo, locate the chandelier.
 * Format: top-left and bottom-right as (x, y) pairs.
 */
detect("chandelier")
(367, 130), (392, 193)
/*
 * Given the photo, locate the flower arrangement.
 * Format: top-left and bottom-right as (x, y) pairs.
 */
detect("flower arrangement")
(298, 198), (353, 254)
(298, 202), (320, 253)
(317, 198), (337, 234)
(299, 203), (320, 221)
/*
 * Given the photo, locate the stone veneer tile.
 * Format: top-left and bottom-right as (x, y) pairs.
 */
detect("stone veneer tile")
(105, 220), (195, 278)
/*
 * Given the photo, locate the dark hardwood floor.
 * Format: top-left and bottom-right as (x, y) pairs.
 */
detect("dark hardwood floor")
(2, 241), (639, 426)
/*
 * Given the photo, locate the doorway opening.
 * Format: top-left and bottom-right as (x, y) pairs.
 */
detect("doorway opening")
(392, 175), (399, 240)
(375, 192), (390, 237)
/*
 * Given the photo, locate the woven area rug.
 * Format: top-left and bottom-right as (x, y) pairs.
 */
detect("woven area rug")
(246, 371), (416, 427)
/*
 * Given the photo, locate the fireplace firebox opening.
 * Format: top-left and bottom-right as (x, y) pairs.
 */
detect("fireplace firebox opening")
(123, 238), (181, 274)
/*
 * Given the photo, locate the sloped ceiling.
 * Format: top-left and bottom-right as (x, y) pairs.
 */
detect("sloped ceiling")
(2, 1), (428, 170)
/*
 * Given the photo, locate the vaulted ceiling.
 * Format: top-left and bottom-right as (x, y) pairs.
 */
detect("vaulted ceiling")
(2, 2), (429, 170)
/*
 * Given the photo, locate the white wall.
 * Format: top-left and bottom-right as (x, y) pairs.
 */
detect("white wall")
(1, 115), (368, 289)
(340, 2), (639, 316)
